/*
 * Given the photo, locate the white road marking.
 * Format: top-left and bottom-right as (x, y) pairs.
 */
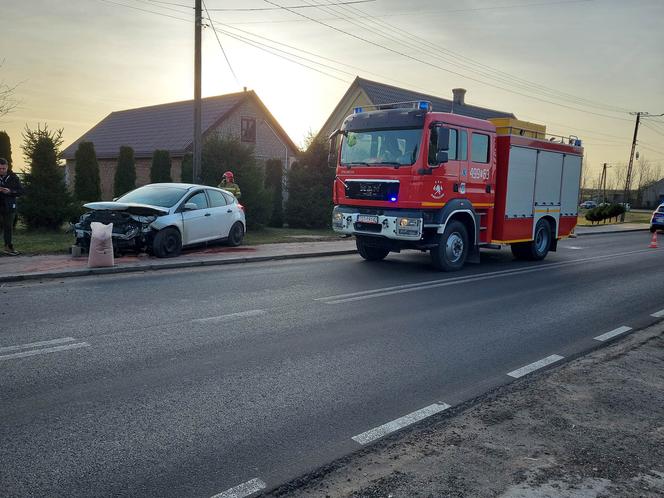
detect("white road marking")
(211, 478), (266, 498)
(565, 246), (584, 250)
(651, 309), (664, 318)
(317, 249), (653, 305)
(0, 336), (76, 354)
(507, 355), (564, 378)
(193, 309), (266, 323)
(594, 325), (633, 342)
(352, 403), (451, 445)
(0, 342), (90, 361)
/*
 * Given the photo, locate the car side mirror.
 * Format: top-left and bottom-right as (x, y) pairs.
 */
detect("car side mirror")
(184, 202), (198, 211)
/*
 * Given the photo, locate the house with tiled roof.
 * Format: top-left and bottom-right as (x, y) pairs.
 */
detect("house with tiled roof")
(318, 76), (515, 140)
(62, 89), (299, 199)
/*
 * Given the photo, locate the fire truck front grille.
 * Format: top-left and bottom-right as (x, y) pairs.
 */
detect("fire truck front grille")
(345, 181), (399, 201)
(354, 222), (382, 233)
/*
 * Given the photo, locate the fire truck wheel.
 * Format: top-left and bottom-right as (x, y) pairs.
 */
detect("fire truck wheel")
(356, 238), (390, 261)
(431, 220), (468, 271)
(511, 219), (551, 261)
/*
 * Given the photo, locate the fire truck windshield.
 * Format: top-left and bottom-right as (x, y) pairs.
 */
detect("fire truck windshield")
(340, 128), (422, 166)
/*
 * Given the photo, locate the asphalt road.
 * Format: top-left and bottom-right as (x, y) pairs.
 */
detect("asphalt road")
(2, 231), (664, 498)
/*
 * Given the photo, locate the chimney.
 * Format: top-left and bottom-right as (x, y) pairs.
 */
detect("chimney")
(452, 88), (466, 106)
(243, 86), (247, 92)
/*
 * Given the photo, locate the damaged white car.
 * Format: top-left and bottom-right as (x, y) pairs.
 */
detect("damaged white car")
(74, 183), (246, 257)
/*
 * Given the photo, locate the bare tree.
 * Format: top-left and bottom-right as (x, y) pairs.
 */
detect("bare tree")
(0, 60), (18, 118)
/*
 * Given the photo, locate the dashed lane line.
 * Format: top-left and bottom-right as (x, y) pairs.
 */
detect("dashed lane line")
(0, 342), (90, 361)
(594, 325), (633, 342)
(0, 336), (76, 354)
(211, 478), (267, 498)
(507, 354), (565, 378)
(352, 403), (451, 445)
(193, 309), (266, 323)
(651, 309), (664, 318)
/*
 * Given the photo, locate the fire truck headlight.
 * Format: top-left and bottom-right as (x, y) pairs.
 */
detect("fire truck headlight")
(333, 212), (345, 227)
(397, 217), (421, 236)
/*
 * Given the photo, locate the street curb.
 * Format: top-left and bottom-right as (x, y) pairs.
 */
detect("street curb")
(574, 227), (649, 236)
(0, 249), (358, 284)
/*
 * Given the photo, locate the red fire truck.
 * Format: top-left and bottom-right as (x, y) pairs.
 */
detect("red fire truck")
(330, 102), (583, 271)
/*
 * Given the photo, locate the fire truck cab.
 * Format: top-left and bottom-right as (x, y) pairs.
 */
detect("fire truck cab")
(330, 101), (583, 271)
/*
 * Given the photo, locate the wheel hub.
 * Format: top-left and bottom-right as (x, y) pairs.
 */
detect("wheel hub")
(445, 232), (464, 263)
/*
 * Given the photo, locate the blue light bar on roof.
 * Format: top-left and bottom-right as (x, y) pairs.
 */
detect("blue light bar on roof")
(418, 101), (431, 111)
(354, 107), (363, 114)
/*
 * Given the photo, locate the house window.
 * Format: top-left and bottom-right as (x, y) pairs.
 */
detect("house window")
(241, 117), (256, 143)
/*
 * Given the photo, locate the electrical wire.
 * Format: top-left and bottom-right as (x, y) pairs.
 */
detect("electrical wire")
(309, 0), (633, 115)
(202, 0), (240, 86)
(205, 0), (375, 11)
(261, 0), (633, 122)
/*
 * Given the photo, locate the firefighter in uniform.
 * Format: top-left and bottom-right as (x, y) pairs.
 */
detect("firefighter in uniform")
(219, 171), (241, 199)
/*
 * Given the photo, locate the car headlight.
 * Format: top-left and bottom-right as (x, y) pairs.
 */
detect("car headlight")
(399, 217), (419, 227)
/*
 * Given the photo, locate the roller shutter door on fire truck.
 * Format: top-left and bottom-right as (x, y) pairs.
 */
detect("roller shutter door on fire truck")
(505, 147), (569, 218)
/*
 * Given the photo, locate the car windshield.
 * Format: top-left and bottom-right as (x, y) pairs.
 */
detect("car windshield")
(116, 185), (187, 208)
(340, 128), (422, 166)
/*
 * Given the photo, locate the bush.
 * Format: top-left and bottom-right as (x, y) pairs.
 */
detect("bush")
(114, 146), (136, 197)
(265, 158), (284, 227)
(150, 149), (172, 183)
(200, 135), (271, 227)
(585, 204), (626, 224)
(74, 142), (101, 202)
(19, 125), (75, 230)
(180, 153), (193, 183)
(0, 130), (13, 169)
(285, 134), (334, 228)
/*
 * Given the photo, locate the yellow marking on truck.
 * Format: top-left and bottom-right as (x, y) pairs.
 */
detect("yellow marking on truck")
(534, 209), (561, 213)
(473, 203), (495, 208)
(421, 202), (446, 207)
(491, 238), (533, 244)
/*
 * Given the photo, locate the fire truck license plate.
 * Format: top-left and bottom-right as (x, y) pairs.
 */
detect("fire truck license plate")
(357, 215), (379, 224)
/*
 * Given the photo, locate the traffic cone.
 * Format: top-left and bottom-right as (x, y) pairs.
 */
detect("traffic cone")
(649, 232), (658, 249)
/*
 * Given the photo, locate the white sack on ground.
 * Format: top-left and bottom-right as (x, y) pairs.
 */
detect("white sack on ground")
(88, 222), (115, 268)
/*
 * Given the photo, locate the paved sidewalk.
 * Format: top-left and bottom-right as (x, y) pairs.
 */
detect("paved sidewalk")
(0, 223), (650, 283)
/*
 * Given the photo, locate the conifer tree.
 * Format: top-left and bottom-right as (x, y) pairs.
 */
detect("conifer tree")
(74, 141), (101, 201)
(150, 150), (172, 183)
(114, 146), (136, 197)
(19, 125), (74, 229)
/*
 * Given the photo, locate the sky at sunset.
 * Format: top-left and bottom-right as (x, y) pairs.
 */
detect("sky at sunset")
(1, 0), (663, 186)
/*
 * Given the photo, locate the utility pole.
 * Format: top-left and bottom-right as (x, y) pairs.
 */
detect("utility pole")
(622, 112), (641, 213)
(193, 0), (202, 184)
(601, 163), (608, 204)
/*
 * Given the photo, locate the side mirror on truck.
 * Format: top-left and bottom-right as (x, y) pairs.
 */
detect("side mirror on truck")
(328, 129), (342, 169)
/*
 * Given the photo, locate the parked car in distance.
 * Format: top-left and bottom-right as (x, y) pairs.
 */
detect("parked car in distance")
(650, 203), (664, 233)
(74, 183), (246, 257)
(579, 200), (597, 209)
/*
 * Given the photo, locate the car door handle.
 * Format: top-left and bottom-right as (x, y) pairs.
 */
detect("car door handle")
(204, 213), (211, 217)
(227, 209), (233, 213)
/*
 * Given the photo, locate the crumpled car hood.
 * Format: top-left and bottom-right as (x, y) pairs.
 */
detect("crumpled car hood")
(83, 202), (169, 216)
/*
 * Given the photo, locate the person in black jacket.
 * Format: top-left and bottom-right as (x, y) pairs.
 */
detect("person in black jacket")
(0, 158), (23, 256)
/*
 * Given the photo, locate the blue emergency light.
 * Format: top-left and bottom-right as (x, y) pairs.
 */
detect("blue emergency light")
(418, 101), (430, 111)
(390, 196), (398, 202)
(353, 107), (363, 114)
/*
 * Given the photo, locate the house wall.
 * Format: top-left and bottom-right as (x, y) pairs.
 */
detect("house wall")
(643, 179), (664, 208)
(66, 157), (183, 200)
(211, 99), (297, 168)
(318, 88), (372, 141)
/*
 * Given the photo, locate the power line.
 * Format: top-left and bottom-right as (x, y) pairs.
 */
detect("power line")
(310, 0), (633, 115)
(202, 0), (240, 86)
(205, 0), (376, 11)
(98, 0), (191, 22)
(641, 121), (664, 138)
(260, 0), (633, 122)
